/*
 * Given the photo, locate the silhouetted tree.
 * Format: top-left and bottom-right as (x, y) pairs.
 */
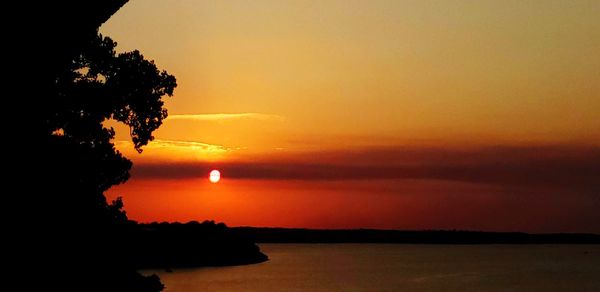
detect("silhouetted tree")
(50, 33), (175, 290)
(10, 1), (180, 291)
(29, 29), (176, 291)
(46, 33), (176, 227)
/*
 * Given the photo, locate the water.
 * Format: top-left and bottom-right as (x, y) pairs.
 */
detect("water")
(146, 244), (600, 291)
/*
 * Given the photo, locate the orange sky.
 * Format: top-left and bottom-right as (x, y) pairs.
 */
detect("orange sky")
(102, 0), (600, 232)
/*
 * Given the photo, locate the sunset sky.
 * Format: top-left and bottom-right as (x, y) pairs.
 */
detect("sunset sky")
(102, 0), (600, 232)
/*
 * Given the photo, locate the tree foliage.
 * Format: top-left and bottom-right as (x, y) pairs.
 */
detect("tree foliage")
(53, 33), (176, 151)
(37, 32), (176, 291)
(47, 33), (176, 221)
(19, 2), (174, 291)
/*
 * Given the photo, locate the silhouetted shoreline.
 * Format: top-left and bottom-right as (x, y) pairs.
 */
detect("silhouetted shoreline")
(129, 222), (598, 270)
(130, 221), (268, 269)
(229, 227), (600, 244)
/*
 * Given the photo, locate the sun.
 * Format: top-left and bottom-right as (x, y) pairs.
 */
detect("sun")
(209, 169), (221, 183)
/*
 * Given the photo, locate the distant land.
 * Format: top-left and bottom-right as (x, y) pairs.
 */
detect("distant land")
(130, 222), (599, 270)
(230, 227), (600, 244)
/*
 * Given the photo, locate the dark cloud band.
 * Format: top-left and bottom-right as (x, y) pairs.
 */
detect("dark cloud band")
(131, 145), (600, 190)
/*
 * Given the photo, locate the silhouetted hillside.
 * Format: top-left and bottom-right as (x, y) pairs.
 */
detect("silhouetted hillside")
(231, 227), (600, 244)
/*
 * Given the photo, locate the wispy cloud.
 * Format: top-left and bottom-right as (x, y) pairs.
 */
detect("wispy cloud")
(168, 113), (284, 122)
(149, 139), (230, 152)
(115, 139), (232, 154)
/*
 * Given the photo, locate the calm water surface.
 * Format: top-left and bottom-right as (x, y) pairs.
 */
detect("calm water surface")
(146, 244), (600, 291)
